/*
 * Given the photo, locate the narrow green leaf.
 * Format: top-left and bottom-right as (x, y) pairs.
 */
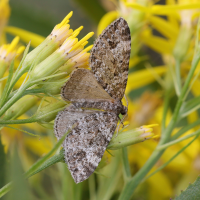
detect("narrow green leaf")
(121, 147), (132, 180)
(96, 151), (122, 200)
(174, 176), (200, 200)
(6, 144), (32, 200)
(12, 41), (30, 81)
(5, 125), (38, 137)
(174, 59), (182, 96)
(25, 149), (64, 178)
(0, 136), (6, 188)
(180, 96), (200, 118)
(169, 62), (180, 96)
(144, 135), (198, 182)
(0, 60), (15, 108)
(171, 118), (200, 140)
(24, 127), (72, 178)
(0, 127), (72, 198)
(89, 174), (96, 200)
(157, 129), (200, 150)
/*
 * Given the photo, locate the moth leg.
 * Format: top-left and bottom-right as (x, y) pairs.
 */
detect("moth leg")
(114, 94), (129, 137)
(115, 113), (128, 137)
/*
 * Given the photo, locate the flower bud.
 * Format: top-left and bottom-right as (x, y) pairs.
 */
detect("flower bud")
(173, 10), (193, 61)
(22, 12), (74, 73)
(29, 32), (94, 82)
(4, 95), (38, 120)
(107, 125), (156, 150)
(41, 78), (68, 95)
(0, 36), (25, 78)
(34, 101), (66, 123)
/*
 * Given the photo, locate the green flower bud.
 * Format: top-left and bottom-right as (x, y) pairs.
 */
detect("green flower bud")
(0, 36), (25, 78)
(173, 25), (192, 62)
(29, 32), (94, 82)
(4, 95), (38, 120)
(22, 12), (74, 73)
(34, 101), (66, 123)
(107, 125), (156, 150)
(41, 78), (68, 95)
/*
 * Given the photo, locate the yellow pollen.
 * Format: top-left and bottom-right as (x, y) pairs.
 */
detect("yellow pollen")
(57, 11), (73, 28)
(83, 45), (93, 52)
(70, 32), (94, 52)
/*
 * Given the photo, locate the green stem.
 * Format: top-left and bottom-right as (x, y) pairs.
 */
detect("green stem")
(119, 149), (165, 200)
(171, 118), (200, 140)
(0, 151), (64, 199)
(8, 88), (44, 100)
(121, 148), (131, 181)
(0, 117), (37, 124)
(24, 131), (69, 178)
(73, 182), (83, 200)
(175, 59), (181, 96)
(0, 129), (70, 198)
(180, 95), (200, 118)
(161, 90), (170, 132)
(0, 107), (63, 125)
(25, 149), (64, 178)
(0, 182), (12, 198)
(118, 53), (200, 200)
(157, 129), (200, 150)
(144, 134), (198, 181)
(0, 81), (31, 117)
(89, 174), (96, 200)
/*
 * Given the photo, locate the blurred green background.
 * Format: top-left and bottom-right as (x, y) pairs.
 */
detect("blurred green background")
(8, 0), (109, 40)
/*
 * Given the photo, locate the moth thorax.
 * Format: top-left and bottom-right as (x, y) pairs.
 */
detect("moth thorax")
(114, 100), (127, 116)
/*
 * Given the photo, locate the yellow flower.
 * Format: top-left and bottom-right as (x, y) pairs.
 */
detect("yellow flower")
(127, 91), (199, 199)
(126, 66), (166, 93)
(29, 32), (94, 81)
(0, 36), (24, 64)
(97, 2), (200, 198)
(0, 12), (95, 175)
(0, 36), (25, 95)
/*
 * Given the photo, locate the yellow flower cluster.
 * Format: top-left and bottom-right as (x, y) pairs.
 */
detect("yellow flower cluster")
(1, 0), (200, 199)
(98, 0), (200, 199)
(0, 11), (95, 165)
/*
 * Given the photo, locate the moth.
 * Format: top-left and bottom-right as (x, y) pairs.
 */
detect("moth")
(54, 17), (131, 183)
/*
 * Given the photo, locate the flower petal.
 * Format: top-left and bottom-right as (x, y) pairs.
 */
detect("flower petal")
(126, 66), (167, 93)
(5, 26), (45, 47)
(97, 11), (119, 35)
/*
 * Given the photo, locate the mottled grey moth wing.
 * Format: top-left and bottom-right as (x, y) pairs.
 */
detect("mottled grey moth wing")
(90, 17), (131, 100)
(61, 68), (113, 102)
(61, 68), (121, 112)
(54, 104), (118, 183)
(54, 104), (96, 140)
(54, 17), (131, 184)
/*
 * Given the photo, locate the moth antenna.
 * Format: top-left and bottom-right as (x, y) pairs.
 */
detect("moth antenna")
(124, 94), (129, 108)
